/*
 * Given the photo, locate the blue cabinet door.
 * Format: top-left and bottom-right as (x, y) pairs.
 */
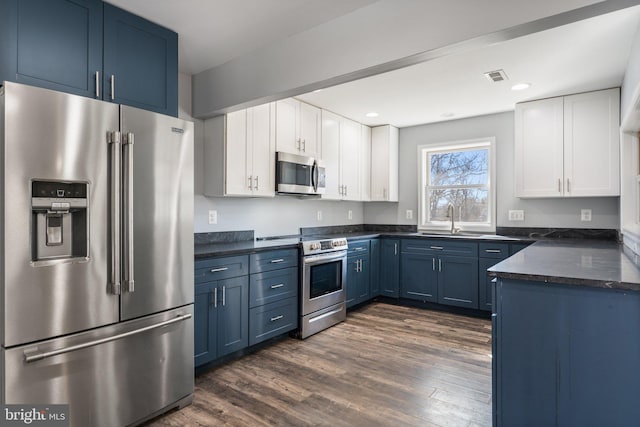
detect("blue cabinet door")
(437, 255), (478, 309)
(103, 3), (178, 116)
(370, 239), (380, 296)
(3, 0), (103, 97)
(356, 254), (370, 305)
(194, 282), (217, 367)
(217, 276), (249, 357)
(400, 253), (437, 302)
(478, 258), (499, 311)
(346, 255), (359, 308)
(380, 239), (400, 298)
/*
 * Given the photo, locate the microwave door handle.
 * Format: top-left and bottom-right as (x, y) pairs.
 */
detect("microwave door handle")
(312, 161), (318, 192)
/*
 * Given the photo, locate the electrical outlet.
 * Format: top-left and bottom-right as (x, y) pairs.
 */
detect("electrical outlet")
(406, 209), (413, 220)
(581, 209), (592, 222)
(508, 210), (525, 221)
(208, 210), (217, 225)
(348, 210), (353, 220)
(317, 210), (323, 221)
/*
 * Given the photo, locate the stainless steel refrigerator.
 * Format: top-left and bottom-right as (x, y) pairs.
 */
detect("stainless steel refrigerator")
(0, 82), (194, 426)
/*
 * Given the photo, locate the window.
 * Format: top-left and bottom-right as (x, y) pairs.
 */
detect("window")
(418, 138), (496, 232)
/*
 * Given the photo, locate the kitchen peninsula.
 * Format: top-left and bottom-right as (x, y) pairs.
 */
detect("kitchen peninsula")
(489, 240), (640, 426)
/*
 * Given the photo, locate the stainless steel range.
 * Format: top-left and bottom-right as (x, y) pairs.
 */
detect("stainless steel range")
(299, 237), (348, 338)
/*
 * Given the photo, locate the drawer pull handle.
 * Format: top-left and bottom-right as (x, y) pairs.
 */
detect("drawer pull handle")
(270, 283), (285, 289)
(354, 247), (366, 251)
(270, 259), (285, 263)
(210, 267), (229, 273)
(270, 315), (284, 322)
(485, 249), (502, 253)
(430, 246), (444, 250)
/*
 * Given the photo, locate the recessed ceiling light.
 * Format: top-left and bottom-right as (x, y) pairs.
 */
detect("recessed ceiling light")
(511, 83), (531, 91)
(365, 112), (379, 118)
(441, 112), (455, 118)
(312, 89), (323, 93)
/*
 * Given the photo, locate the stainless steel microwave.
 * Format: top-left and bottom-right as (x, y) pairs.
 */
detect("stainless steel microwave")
(276, 152), (325, 195)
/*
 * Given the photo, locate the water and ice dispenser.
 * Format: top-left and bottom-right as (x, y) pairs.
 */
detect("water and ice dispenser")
(31, 180), (88, 262)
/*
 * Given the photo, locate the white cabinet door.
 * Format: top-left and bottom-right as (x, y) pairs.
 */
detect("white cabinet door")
(299, 101), (321, 158)
(564, 88), (620, 197)
(249, 103), (275, 197)
(275, 98), (299, 154)
(225, 110), (251, 196)
(360, 125), (371, 201)
(370, 125), (399, 201)
(340, 117), (361, 201)
(321, 110), (342, 200)
(515, 97), (565, 198)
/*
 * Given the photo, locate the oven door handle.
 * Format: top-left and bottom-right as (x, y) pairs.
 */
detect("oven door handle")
(303, 250), (348, 265)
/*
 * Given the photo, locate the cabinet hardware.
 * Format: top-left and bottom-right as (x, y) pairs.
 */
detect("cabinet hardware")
(270, 315), (284, 322)
(222, 286), (226, 306)
(567, 178), (571, 193)
(95, 71), (100, 98)
(296, 138), (301, 150)
(354, 248), (366, 252)
(270, 259), (285, 263)
(214, 288), (217, 308)
(383, 188), (387, 199)
(485, 249), (502, 253)
(558, 178), (562, 193)
(344, 185), (347, 196)
(270, 283), (284, 289)
(394, 243), (398, 255)
(302, 139), (306, 152)
(210, 267), (229, 273)
(432, 258), (436, 271)
(110, 75), (115, 100)
(438, 259), (442, 272)
(254, 176), (259, 190)
(248, 175), (253, 189)
(430, 246), (444, 250)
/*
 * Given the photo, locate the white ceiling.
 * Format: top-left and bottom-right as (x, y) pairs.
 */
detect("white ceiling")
(107, 1), (640, 128)
(297, 6), (640, 128)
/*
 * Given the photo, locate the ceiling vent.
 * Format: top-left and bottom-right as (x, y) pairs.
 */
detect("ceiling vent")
(484, 69), (509, 83)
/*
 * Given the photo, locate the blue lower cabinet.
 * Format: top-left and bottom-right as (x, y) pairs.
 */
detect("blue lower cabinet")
(478, 258), (497, 311)
(346, 256), (359, 308)
(400, 253), (437, 302)
(437, 256), (478, 309)
(370, 239), (380, 297)
(249, 267), (297, 308)
(380, 239), (400, 298)
(194, 275), (249, 367)
(494, 279), (640, 426)
(249, 297), (298, 346)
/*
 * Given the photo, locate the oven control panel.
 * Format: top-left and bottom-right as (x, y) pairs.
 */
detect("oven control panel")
(302, 238), (348, 255)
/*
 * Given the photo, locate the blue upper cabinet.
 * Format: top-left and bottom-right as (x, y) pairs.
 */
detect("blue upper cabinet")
(2, 0), (103, 98)
(0, 0), (178, 117)
(103, 3), (178, 116)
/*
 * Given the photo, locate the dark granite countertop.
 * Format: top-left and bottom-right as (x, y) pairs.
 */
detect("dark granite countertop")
(194, 238), (300, 258)
(488, 240), (640, 291)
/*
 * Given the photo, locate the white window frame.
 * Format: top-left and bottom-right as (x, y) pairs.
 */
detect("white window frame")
(417, 137), (496, 233)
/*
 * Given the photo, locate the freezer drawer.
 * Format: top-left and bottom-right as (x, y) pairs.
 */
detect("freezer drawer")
(1, 306), (194, 427)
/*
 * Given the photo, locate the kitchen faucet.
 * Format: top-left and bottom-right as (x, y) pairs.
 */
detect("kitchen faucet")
(447, 203), (460, 234)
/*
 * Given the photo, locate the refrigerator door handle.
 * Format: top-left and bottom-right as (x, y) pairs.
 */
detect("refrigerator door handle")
(123, 132), (135, 293)
(109, 131), (122, 295)
(23, 314), (192, 363)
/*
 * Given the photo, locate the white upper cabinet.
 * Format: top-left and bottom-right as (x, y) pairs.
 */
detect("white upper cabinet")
(204, 103), (275, 197)
(321, 110), (342, 200)
(320, 111), (362, 201)
(360, 124), (372, 201)
(515, 88), (620, 198)
(370, 125), (399, 202)
(275, 98), (321, 158)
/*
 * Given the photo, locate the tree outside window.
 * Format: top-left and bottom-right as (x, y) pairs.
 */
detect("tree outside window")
(419, 139), (495, 232)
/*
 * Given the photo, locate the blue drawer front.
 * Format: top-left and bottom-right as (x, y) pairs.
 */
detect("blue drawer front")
(195, 255), (248, 283)
(249, 249), (298, 274)
(401, 239), (478, 256)
(478, 242), (510, 259)
(249, 297), (298, 346)
(347, 240), (370, 256)
(249, 267), (298, 308)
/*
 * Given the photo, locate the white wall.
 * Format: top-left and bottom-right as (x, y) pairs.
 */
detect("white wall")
(179, 73), (365, 237)
(192, 0), (611, 116)
(364, 112), (620, 229)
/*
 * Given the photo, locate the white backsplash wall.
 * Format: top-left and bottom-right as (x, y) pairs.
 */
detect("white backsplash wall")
(180, 73), (365, 237)
(364, 111), (620, 229)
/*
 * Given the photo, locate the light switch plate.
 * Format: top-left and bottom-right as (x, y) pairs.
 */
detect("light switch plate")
(581, 209), (592, 221)
(406, 209), (413, 219)
(208, 210), (217, 225)
(348, 210), (353, 220)
(508, 210), (524, 221)
(317, 210), (323, 221)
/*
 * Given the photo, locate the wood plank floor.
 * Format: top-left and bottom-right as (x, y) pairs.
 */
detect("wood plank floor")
(146, 302), (492, 427)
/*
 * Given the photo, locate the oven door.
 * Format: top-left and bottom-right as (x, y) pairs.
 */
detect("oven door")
(301, 250), (347, 315)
